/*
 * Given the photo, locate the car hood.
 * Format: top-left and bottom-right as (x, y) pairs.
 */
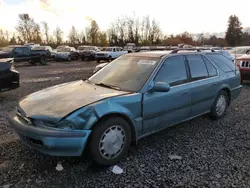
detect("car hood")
(18, 80), (130, 123)
(56, 52), (70, 55)
(0, 51), (13, 58)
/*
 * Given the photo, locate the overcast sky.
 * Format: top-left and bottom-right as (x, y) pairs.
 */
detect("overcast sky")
(0, 0), (250, 36)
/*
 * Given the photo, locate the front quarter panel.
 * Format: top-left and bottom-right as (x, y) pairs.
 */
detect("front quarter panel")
(90, 93), (143, 138)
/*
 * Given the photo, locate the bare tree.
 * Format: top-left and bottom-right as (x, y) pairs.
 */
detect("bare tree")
(42, 21), (49, 44)
(16, 13), (37, 42)
(68, 26), (78, 45)
(54, 26), (63, 44)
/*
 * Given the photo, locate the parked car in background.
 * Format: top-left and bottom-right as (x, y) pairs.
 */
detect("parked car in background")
(55, 47), (79, 61)
(9, 50), (241, 165)
(229, 46), (250, 59)
(0, 46), (50, 65)
(78, 46), (100, 61)
(95, 46), (128, 62)
(139, 46), (151, 52)
(0, 58), (19, 92)
(235, 54), (250, 83)
(123, 43), (136, 53)
(93, 62), (108, 73)
(32, 46), (53, 60)
(150, 46), (167, 51)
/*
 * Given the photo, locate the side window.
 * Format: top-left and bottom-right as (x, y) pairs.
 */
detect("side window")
(22, 47), (30, 53)
(186, 55), (208, 80)
(14, 48), (23, 53)
(155, 56), (188, 86)
(202, 56), (218, 77)
(206, 53), (235, 72)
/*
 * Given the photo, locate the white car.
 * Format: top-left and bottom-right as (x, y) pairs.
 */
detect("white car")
(93, 62), (108, 73)
(95, 47), (128, 62)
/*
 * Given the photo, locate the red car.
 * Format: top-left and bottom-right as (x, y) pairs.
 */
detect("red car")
(236, 53), (250, 83)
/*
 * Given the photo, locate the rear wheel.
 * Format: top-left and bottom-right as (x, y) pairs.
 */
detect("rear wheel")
(81, 55), (85, 61)
(39, 56), (47, 65)
(108, 56), (112, 62)
(96, 59), (100, 63)
(88, 117), (131, 165)
(210, 90), (229, 119)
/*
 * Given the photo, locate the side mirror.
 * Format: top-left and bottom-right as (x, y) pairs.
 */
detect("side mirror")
(151, 82), (170, 92)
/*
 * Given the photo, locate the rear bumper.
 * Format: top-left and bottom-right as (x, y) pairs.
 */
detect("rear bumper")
(0, 69), (19, 92)
(8, 111), (91, 156)
(231, 85), (242, 101)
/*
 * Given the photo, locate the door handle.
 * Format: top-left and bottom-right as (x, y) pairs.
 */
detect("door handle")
(212, 82), (218, 85)
(183, 90), (189, 94)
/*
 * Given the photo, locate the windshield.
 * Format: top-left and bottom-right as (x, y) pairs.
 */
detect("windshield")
(88, 55), (160, 92)
(102, 47), (113, 51)
(78, 46), (95, 51)
(57, 48), (70, 52)
(2, 47), (14, 52)
(56, 46), (68, 50)
(32, 46), (46, 50)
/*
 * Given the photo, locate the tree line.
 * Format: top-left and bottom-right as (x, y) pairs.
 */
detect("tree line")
(0, 13), (249, 48)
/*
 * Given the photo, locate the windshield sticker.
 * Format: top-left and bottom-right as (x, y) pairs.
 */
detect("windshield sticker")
(137, 60), (156, 65)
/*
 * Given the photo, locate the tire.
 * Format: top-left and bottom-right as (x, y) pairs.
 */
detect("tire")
(210, 90), (229, 119)
(88, 117), (132, 165)
(39, 56), (47, 65)
(68, 55), (71, 62)
(81, 56), (85, 61)
(96, 59), (100, 63)
(108, 56), (112, 62)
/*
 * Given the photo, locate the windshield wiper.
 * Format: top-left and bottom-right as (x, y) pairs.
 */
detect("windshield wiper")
(95, 83), (121, 91)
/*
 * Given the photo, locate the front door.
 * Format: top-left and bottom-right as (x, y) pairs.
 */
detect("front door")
(142, 55), (191, 133)
(13, 48), (24, 62)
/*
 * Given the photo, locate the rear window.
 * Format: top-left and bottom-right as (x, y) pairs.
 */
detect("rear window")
(205, 53), (235, 72)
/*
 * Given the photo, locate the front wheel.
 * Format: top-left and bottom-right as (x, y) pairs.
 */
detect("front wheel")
(68, 55), (71, 62)
(81, 55), (85, 61)
(210, 90), (229, 119)
(88, 117), (131, 165)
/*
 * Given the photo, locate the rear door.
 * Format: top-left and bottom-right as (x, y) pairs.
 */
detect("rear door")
(185, 54), (219, 117)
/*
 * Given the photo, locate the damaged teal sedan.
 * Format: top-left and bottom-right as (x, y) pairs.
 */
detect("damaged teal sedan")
(9, 50), (242, 165)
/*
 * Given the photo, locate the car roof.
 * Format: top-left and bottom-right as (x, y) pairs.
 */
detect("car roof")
(125, 49), (223, 58)
(126, 51), (173, 58)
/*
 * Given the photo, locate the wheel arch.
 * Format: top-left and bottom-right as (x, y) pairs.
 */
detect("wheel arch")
(221, 87), (231, 105)
(90, 113), (137, 143)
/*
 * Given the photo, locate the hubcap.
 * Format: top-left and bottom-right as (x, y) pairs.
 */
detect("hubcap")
(216, 95), (227, 116)
(99, 125), (126, 159)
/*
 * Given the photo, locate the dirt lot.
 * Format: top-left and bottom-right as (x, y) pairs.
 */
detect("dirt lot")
(1, 60), (250, 188)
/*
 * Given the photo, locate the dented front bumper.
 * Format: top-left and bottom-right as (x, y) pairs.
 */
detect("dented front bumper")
(8, 110), (91, 156)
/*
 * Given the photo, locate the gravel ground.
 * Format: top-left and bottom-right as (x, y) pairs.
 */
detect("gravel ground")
(1, 61), (250, 188)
